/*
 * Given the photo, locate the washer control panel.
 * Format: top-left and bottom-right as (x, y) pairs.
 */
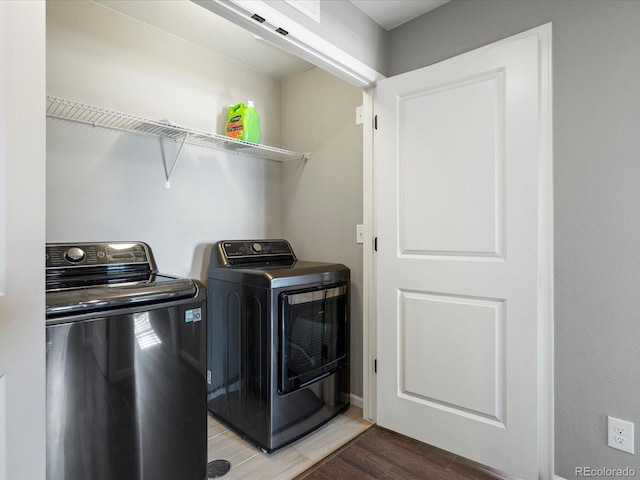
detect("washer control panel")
(46, 242), (151, 268)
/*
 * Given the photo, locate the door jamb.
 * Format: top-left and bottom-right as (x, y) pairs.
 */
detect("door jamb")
(361, 87), (376, 422)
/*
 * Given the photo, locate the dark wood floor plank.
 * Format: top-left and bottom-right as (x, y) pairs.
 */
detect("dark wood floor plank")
(356, 429), (458, 480)
(337, 443), (395, 478)
(296, 426), (514, 480)
(314, 456), (378, 480)
(447, 455), (519, 480)
(371, 427), (457, 469)
(378, 468), (426, 480)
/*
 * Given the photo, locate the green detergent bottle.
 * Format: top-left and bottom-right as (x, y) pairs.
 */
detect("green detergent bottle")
(226, 101), (260, 143)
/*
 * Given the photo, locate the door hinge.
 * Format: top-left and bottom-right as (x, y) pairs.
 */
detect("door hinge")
(374, 358), (377, 373)
(374, 237), (378, 252)
(374, 115), (378, 130)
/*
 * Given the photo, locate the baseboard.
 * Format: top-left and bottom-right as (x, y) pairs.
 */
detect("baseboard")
(350, 394), (363, 409)
(555, 475), (567, 480)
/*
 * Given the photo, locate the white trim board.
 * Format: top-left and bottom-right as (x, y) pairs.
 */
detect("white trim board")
(361, 87), (376, 423)
(193, 0), (385, 88)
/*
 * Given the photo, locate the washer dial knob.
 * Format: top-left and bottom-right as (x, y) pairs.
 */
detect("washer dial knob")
(251, 242), (263, 253)
(65, 247), (86, 263)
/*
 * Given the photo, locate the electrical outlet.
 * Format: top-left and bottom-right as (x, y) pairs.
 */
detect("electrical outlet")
(608, 416), (635, 454)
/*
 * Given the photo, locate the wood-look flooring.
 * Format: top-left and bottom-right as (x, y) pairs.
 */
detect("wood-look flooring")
(208, 407), (516, 480)
(293, 426), (517, 480)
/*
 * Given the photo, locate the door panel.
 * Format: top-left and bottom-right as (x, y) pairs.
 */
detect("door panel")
(375, 31), (549, 480)
(401, 71), (504, 257)
(400, 291), (505, 422)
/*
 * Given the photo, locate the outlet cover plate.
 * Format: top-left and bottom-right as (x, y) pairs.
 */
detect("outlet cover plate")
(608, 416), (635, 454)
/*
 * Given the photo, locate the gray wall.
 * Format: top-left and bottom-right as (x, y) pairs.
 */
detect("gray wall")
(388, 1), (640, 477)
(280, 67), (364, 399)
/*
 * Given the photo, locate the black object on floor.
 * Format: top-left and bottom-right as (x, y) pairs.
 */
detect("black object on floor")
(207, 460), (231, 478)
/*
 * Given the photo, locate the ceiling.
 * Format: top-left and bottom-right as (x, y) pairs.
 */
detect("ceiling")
(349, 0), (449, 30)
(95, 0), (313, 80)
(94, 0), (448, 80)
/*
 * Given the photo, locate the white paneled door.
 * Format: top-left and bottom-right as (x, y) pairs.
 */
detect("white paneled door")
(375, 28), (552, 480)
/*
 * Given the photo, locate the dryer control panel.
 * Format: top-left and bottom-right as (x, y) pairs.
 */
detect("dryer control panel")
(216, 240), (296, 266)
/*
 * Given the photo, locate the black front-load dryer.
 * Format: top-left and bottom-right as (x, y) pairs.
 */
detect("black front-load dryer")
(206, 239), (350, 453)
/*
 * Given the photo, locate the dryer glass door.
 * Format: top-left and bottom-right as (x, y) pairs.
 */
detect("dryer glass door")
(278, 283), (348, 394)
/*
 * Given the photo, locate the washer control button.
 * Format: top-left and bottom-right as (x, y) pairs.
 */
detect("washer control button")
(65, 247), (86, 263)
(251, 242), (263, 254)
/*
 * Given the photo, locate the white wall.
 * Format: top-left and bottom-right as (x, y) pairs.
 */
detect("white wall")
(280, 67), (364, 399)
(46, 0), (284, 278)
(0, 1), (47, 479)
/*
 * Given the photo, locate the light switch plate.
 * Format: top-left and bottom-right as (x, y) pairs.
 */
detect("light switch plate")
(356, 224), (364, 244)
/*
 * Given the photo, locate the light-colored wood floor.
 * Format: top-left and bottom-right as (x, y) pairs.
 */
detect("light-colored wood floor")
(207, 406), (372, 479)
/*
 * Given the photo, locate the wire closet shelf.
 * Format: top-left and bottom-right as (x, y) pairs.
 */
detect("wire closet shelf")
(45, 96), (309, 165)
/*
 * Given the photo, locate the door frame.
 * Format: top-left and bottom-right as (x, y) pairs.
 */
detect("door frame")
(362, 23), (554, 479)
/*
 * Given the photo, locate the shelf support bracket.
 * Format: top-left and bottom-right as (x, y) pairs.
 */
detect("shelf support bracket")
(164, 132), (189, 188)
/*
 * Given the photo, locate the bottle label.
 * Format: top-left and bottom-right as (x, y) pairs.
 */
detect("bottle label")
(227, 114), (243, 138)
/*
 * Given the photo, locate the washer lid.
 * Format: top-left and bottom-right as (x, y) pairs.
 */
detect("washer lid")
(46, 274), (198, 319)
(45, 241), (199, 319)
